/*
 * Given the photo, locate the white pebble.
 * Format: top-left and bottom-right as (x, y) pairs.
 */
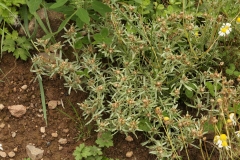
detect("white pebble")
(0, 104), (4, 110)
(21, 85), (28, 90)
(58, 138), (67, 145)
(11, 132), (16, 138)
(51, 132), (58, 138)
(8, 151), (15, 158)
(0, 151), (6, 157)
(40, 127), (45, 133)
(126, 151), (133, 158)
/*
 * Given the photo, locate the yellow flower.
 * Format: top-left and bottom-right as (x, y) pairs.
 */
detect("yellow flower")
(236, 17), (240, 24)
(163, 117), (170, 121)
(227, 119), (232, 124)
(220, 134), (227, 141)
(214, 134), (231, 150)
(222, 141), (231, 150)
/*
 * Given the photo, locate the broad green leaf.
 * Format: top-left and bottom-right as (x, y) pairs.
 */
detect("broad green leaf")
(101, 28), (109, 37)
(185, 89), (193, 98)
(11, 30), (18, 40)
(2, 39), (15, 52)
(138, 118), (151, 131)
(234, 71), (240, 76)
(13, 48), (28, 60)
(93, 33), (102, 41)
(229, 63), (235, 71)
(81, 147), (92, 158)
(74, 40), (83, 49)
(157, 4), (164, 10)
(205, 82), (214, 96)
(76, 8), (90, 25)
(76, 17), (84, 29)
(27, 0), (42, 14)
(92, 0), (112, 16)
(89, 146), (102, 156)
(49, 0), (68, 9)
(95, 131), (113, 148)
(226, 69), (233, 75)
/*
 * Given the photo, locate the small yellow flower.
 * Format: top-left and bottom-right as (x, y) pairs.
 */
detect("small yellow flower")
(214, 134), (231, 150)
(227, 119), (232, 124)
(194, 31), (200, 37)
(222, 141), (231, 150)
(220, 134), (227, 141)
(163, 117), (170, 121)
(236, 17), (240, 24)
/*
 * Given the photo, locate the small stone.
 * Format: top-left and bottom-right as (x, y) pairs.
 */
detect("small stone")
(0, 104), (4, 110)
(63, 129), (69, 133)
(0, 123), (5, 129)
(21, 85), (28, 90)
(8, 151), (15, 158)
(8, 105), (27, 117)
(31, 95), (36, 99)
(51, 132), (58, 138)
(0, 151), (7, 158)
(58, 138), (67, 145)
(57, 100), (61, 105)
(58, 146), (63, 150)
(48, 100), (58, 109)
(125, 135), (133, 142)
(11, 132), (16, 138)
(13, 87), (17, 92)
(40, 127), (45, 133)
(13, 147), (18, 152)
(126, 151), (133, 158)
(30, 103), (34, 108)
(26, 144), (44, 160)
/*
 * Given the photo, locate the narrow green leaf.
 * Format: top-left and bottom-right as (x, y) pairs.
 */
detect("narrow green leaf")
(76, 8), (90, 25)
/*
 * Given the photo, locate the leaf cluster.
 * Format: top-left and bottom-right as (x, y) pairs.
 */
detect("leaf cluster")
(2, 30), (32, 60)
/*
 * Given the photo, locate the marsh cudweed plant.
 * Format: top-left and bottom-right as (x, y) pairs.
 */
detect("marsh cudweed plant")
(31, 1), (240, 159)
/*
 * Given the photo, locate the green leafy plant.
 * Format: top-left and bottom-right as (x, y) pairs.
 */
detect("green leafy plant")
(2, 30), (32, 60)
(73, 143), (104, 160)
(96, 131), (113, 148)
(225, 63), (240, 77)
(73, 132), (114, 160)
(0, 0), (26, 24)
